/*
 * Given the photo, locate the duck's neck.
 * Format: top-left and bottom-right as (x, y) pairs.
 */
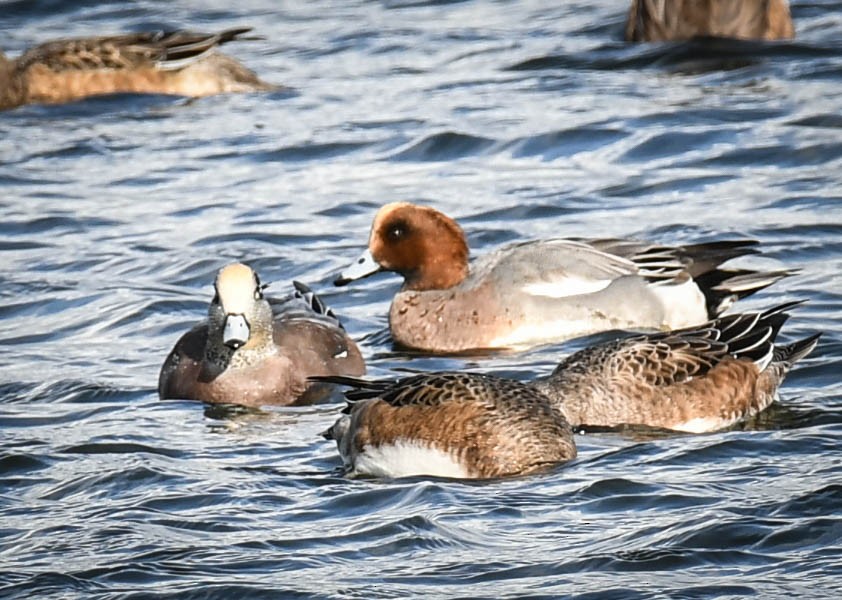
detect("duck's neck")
(205, 325), (275, 370)
(404, 255), (469, 291)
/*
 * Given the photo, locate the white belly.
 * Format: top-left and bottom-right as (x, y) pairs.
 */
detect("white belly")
(673, 416), (740, 433)
(351, 440), (469, 479)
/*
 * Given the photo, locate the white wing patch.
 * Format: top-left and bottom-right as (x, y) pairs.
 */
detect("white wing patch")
(522, 277), (613, 299)
(352, 440), (469, 479)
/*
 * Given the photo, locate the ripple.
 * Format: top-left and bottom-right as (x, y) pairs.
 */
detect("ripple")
(239, 141), (373, 163)
(508, 125), (626, 160)
(387, 131), (497, 161)
(1, 1), (840, 599)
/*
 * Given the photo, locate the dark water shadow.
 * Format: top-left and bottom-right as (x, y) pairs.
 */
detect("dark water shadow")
(507, 37), (842, 75)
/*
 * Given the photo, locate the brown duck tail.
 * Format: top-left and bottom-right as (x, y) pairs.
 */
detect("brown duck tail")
(774, 333), (821, 367)
(216, 27), (257, 44)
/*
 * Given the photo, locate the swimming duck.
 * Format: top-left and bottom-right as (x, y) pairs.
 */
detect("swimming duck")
(0, 27), (275, 111)
(335, 202), (791, 353)
(158, 263), (365, 407)
(318, 303), (816, 478)
(319, 372), (576, 479)
(533, 301), (819, 432)
(625, 0), (795, 42)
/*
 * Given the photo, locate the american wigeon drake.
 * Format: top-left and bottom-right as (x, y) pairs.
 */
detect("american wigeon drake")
(158, 263), (365, 407)
(0, 27), (275, 111)
(625, 0), (794, 42)
(533, 302), (819, 433)
(317, 372), (576, 479)
(334, 202), (792, 353)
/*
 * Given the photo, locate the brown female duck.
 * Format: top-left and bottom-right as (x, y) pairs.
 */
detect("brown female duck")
(1, 27), (275, 111)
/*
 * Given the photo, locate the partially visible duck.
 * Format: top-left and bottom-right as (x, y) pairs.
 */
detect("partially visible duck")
(158, 263), (365, 407)
(533, 301), (819, 432)
(625, 0), (795, 42)
(334, 202), (791, 353)
(318, 372), (576, 479)
(1, 27), (276, 111)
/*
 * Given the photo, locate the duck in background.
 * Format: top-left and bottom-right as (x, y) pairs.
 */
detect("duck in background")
(0, 27), (276, 111)
(159, 263), (365, 407)
(334, 202), (793, 353)
(625, 0), (794, 42)
(317, 302), (817, 479)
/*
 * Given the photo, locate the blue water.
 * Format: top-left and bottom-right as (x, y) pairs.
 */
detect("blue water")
(1, 1), (841, 598)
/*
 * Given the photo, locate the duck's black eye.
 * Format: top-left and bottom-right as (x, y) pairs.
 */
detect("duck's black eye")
(386, 221), (409, 242)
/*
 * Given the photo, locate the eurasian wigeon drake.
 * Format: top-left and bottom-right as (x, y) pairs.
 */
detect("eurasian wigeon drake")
(334, 202), (792, 353)
(533, 301), (819, 433)
(0, 27), (276, 111)
(625, 0), (794, 42)
(317, 372), (576, 479)
(158, 263), (365, 407)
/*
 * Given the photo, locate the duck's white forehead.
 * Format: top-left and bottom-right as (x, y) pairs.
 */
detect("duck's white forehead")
(216, 263), (256, 313)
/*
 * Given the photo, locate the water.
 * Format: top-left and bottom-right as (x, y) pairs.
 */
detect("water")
(1, 1), (841, 598)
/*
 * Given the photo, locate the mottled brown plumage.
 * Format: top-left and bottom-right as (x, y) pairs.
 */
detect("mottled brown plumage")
(533, 302), (819, 432)
(318, 373), (576, 479)
(159, 264), (365, 407)
(625, 0), (795, 42)
(1, 28), (276, 111)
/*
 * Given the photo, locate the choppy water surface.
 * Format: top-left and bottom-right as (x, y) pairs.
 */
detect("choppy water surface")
(2, 1), (841, 598)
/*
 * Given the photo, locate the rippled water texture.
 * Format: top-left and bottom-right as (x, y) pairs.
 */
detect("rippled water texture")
(1, 1), (841, 598)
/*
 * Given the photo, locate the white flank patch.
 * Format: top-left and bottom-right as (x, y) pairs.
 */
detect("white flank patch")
(650, 280), (707, 328)
(522, 277), (613, 299)
(674, 416), (741, 433)
(352, 440), (469, 479)
(675, 396), (778, 434)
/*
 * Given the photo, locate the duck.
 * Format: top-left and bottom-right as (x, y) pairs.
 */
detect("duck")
(532, 301), (819, 432)
(317, 303), (817, 479)
(334, 202), (792, 353)
(317, 372), (576, 479)
(158, 263), (365, 407)
(625, 0), (795, 42)
(0, 27), (276, 111)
